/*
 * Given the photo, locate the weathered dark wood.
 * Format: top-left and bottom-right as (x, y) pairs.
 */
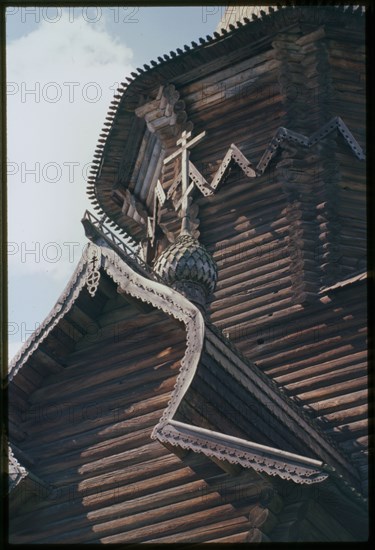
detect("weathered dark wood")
(8, 6), (367, 544)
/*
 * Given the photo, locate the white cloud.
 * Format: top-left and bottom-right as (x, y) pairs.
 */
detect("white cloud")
(7, 10), (135, 358)
(7, 9), (134, 283)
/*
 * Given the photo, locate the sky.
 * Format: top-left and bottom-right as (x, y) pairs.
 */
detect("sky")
(6, 6), (224, 361)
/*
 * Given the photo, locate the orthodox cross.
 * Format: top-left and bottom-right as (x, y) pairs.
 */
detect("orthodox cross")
(147, 130), (206, 244)
(163, 129), (206, 228)
(145, 117), (365, 247)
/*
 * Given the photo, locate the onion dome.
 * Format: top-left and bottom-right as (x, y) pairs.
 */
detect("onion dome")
(154, 234), (218, 309)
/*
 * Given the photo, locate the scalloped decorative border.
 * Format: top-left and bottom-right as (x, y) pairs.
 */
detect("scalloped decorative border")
(95, 243), (334, 485)
(8, 258), (89, 381)
(99, 241), (205, 427)
(8, 240), (358, 488)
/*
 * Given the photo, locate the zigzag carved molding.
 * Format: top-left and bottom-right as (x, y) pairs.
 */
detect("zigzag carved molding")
(157, 116), (365, 243)
(255, 116), (365, 174)
(91, 116), (365, 241)
(167, 116), (365, 201)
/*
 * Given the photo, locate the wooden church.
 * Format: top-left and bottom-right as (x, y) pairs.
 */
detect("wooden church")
(7, 5), (367, 543)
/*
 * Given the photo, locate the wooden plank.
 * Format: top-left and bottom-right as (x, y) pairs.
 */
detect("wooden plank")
(305, 500), (356, 541)
(76, 322), (185, 363)
(194, 357), (301, 453)
(8, 417), (28, 442)
(32, 349), (64, 374)
(8, 385), (29, 411)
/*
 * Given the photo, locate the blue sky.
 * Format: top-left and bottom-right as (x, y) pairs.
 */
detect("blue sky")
(7, 6), (223, 361)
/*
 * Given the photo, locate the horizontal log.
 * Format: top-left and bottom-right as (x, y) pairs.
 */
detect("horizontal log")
(259, 334), (366, 372)
(269, 349), (367, 384)
(212, 286), (292, 324)
(214, 295), (293, 332)
(325, 404), (368, 429)
(90, 491), (245, 538)
(24, 408), (164, 459)
(214, 258), (291, 297)
(284, 362), (367, 395)
(308, 389), (367, 416)
(182, 48), (275, 94)
(38, 440), (169, 481)
(28, 358), (179, 408)
(99, 502), (251, 544)
(12, 453), (187, 522)
(151, 520), (247, 544)
(340, 435), (367, 454)
(29, 339), (183, 405)
(12, 466), (255, 544)
(34, 427), (155, 474)
(325, 418), (367, 442)
(297, 375), (368, 404)
(65, 323), (185, 372)
(22, 392), (171, 443)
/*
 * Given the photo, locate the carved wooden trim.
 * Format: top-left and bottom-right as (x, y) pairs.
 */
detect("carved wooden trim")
(203, 327), (358, 482)
(156, 420), (329, 485)
(257, 120), (365, 174)
(8, 258), (89, 381)
(8, 444), (28, 492)
(8, 240), (363, 489)
(96, 245), (356, 485)
(99, 240), (206, 426)
(156, 116), (364, 246)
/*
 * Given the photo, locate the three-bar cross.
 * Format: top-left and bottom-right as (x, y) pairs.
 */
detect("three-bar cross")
(163, 129), (206, 234)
